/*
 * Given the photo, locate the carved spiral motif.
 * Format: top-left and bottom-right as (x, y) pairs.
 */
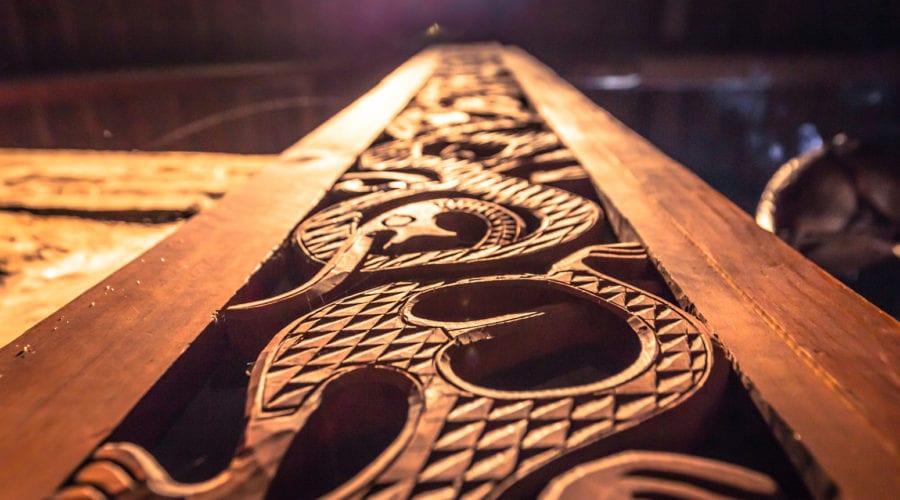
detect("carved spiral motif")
(295, 166), (599, 273)
(539, 451), (781, 499)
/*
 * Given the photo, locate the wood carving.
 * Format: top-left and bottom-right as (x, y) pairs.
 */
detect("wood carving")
(539, 451), (782, 499)
(50, 46), (809, 499)
(222, 52), (603, 356)
(57, 259), (724, 499)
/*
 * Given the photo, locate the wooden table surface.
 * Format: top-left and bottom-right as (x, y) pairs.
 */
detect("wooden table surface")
(0, 149), (274, 347)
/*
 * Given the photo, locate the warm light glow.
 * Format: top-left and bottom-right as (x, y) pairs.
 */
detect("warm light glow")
(426, 22), (442, 38)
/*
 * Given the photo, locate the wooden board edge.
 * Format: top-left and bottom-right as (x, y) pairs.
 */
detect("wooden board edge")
(501, 45), (900, 499)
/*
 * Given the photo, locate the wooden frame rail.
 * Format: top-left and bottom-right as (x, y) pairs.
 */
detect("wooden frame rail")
(503, 47), (899, 499)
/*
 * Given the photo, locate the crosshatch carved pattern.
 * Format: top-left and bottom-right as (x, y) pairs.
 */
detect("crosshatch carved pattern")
(54, 46), (784, 499)
(263, 270), (713, 498)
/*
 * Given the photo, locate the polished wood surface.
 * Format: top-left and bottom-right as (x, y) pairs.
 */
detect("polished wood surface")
(52, 44), (730, 500)
(0, 149), (270, 218)
(0, 44), (896, 499)
(503, 46), (900, 498)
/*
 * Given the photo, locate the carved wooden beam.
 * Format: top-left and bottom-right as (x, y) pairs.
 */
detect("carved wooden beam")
(0, 46), (440, 499)
(0, 43), (896, 500)
(502, 47), (900, 499)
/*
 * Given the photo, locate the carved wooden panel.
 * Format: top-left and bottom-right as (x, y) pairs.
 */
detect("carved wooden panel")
(540, 451), (782, 499)
(48, 46), (768, 500)
(3, 44), (896, 500)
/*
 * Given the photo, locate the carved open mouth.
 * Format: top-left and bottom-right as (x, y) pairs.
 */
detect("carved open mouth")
(363, 197), (523, 256)
(372, 208), (490, 255)
(404, 278), (657, 398)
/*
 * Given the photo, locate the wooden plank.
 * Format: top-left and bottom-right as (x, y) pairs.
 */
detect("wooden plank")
(503, 46), (900, 498)
(0, 213), (176, 348)
(0, 47), (438, 500)
(0, 149), (270, 216)
(0, 149), (277, 347)
(0, 149), (272, 219)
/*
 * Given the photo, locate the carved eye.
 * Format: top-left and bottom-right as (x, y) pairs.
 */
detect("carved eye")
(404, 278), (657, 398)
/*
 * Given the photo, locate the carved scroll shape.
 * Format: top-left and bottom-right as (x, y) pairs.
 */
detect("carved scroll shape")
(56, 49), (734, 500)
(58, 366), (424, 500)
(224, 158), (603, 356)
(223, 48), (605, 355)
(539, 451), (782, 500)
(63, 252), (725, 499)
(360, 128), (560, 173)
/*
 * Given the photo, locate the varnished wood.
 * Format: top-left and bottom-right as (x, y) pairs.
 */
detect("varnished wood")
(0, 47), (440, 500)
(502, 46), (900, 498)
(0, 149), (272, 219)
(540, 451), (781, 499)
(200, 45), (727, 493)
(2, 43), (897, 499)
(52, 44), (730, 500)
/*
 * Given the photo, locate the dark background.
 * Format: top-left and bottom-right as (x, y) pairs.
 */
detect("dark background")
(3, 1), (898, 74)
(1, 1), (898, 210)
(1, 1), (898, 309)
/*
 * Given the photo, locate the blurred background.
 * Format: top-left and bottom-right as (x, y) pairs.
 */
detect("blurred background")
(0, 0), (897, 324)
(2, 1), (898, 203)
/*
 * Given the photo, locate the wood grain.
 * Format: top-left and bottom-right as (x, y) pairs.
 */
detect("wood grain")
(0, 213), (176, 347)
(503, 46), (900, 499)
(3, 43), (897, 499)
(0, 149), (277, 346)
(0, 149), (272, 219)
(0, 47), (439, 500)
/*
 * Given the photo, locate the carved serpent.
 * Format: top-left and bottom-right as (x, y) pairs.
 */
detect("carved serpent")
(55, 48), (761, 500)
